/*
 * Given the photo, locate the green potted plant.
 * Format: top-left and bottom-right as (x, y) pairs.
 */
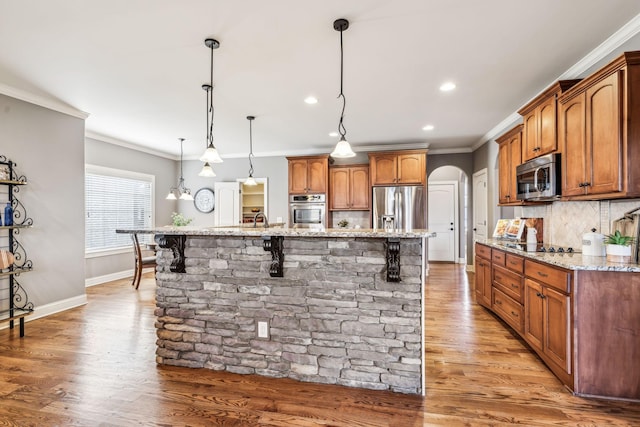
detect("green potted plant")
(171, 212), (193, 227)
(604, 230), (635, 263)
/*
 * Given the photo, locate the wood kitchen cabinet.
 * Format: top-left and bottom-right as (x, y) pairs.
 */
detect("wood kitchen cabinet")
(474, 243), (492, 308)
(518, 80), (580, 162)
(368, 150), (426, 186)
(524, 260), (572, 383)
(287, 155), (329, 194)
(497, 124), (523, 205)
(329, 165), (369, 210)
(558, 52), (640, 200)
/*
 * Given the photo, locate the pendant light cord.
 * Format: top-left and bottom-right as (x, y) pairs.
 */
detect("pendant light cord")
(179, 138), (185, 188)
(338, 27), (347, 140)
(208, 45), (215, 147)
(248, 118), (255, 177)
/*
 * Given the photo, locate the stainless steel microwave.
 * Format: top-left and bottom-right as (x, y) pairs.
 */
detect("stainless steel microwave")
(516, 153), (561, 201)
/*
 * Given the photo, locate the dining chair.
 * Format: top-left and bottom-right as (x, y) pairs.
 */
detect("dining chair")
(131, 233), (157, 289)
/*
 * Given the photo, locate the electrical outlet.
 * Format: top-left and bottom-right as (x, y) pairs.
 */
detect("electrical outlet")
(276, 216), (283, 223)
(257, 320), (269, 338)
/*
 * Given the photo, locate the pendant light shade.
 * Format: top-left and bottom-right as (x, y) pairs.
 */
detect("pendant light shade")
(198, 162), (216, 177)
(166, 138), (194, 200)
(331, 18), (356, 159)
(200, 39), (224, 165)
(244, 115), (257, 186)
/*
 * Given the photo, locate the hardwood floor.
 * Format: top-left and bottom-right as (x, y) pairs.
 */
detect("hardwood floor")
(0, 265), (638, 426)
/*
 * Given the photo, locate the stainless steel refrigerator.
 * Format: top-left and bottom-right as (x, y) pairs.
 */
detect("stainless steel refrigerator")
(372, 186), (426, 230)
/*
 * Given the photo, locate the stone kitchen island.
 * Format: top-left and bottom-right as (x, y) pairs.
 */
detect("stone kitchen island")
(117, 227), (435, 395)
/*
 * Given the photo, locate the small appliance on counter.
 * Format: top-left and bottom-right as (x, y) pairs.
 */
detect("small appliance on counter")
(582, 228), (606, 257)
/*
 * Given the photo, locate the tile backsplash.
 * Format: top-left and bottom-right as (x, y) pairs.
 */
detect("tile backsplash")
(519, 199), (640, 249)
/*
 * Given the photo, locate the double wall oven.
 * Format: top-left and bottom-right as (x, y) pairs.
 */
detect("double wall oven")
(289, 194), (326, 228)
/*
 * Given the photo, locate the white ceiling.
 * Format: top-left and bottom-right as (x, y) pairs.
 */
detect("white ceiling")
(2, 1), (640, 160)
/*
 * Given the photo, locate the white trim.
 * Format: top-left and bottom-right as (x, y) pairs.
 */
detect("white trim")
(457, 257), (466, 264)
(0, 294), (88, 331)
(85, 164), (157, 182)
(428, 147), (473, 155)
(466, 264), (475, 273)
(84, 268), (153, 287)
(85, 131), (178, 160)
(420, 236), (426, 397)
(559, 13), (640, 80)
(0, 82), (90, 119)
(473, 13), (640, 150)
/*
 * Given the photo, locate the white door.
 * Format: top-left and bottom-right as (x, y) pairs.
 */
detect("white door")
(473, 169), (488, 241)
(428, 182), (457, 262)
(214, 182), (240, 226)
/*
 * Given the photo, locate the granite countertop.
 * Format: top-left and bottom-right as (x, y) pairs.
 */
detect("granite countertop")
(477, 238), (640, 273)
(117, 226), (436, 239)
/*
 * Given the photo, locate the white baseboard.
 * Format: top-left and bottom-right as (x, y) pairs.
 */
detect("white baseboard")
(466, 264), (475, 272)
(0, 294), (88, 330)
(84, 268), (155, 287)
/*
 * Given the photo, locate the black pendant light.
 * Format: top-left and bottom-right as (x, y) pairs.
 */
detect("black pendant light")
(244, 116), (257, 186)
(331, 18), (356, 158)
(200, 38), (223, 169)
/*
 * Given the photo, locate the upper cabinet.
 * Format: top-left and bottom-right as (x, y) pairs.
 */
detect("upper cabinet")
(518, 80), (580, 162)
(329, 165), (370, 211)
(497, 124), (523, 205)
(369, 150), (426, 186)
(287, 155), (329, 194)
(559, 52), (640, 200)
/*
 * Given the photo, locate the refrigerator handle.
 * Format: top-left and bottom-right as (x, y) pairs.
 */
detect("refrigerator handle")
(395, 190), (401, 229)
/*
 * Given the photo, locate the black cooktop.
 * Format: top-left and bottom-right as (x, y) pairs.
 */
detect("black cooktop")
(500, 242), (578, 253)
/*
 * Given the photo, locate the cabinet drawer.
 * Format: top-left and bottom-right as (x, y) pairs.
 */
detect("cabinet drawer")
(493, 288), (524, 334)
(505, 253), (524, 274)
(493, 265), (523, 303)
(491, 250), (506, 267)
(524, 259), (571, 293)
(475, 243), (492, 260)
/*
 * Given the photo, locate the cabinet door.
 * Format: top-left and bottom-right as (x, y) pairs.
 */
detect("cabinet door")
(560, 93), (587, 197)
(289, 160), (309, 194)
(475, 256), (492, 308)
(538, 97), (557, 156)
(586, 72), (622, 196)
(544, 286), (571, 374)
(370, 154), (397, 185)
(522, 111), (538, 161)
(508, 135), (521, 201)
(349, 167), (370, 210)
(498, 142), (511, 204)
(307, 158), (328, 193)
(329, 168), (349, 210)
(397, 153), (425, 185)
(524, 278), (544, 352)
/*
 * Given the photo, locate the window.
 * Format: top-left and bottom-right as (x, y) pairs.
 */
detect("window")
(85, 165), (154, 254)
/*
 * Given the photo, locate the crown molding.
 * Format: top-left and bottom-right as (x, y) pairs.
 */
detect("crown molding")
(474, 12), (640, 150)
(428, 147), (473, 155)
(85, 131), (178, 160)
(0, 82), (89, 119)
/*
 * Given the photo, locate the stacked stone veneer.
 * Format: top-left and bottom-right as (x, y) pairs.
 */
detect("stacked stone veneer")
(154, 236), (424, 394)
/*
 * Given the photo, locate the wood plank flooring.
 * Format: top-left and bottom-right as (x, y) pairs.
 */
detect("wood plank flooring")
(0, 264), (638, 426)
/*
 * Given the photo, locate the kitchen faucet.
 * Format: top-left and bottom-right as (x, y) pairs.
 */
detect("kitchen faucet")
(253, 212), (269, 228)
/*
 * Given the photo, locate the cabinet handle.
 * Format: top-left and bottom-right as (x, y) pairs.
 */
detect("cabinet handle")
(584, 182), (591, 187)
(536, 271), (548, 278)
(535, 292), (542, 297)
(495, 300), (502, 305)
(509, 260), (518, 265)
(511, 311), (519, 317)
(511, 283), (519, 289)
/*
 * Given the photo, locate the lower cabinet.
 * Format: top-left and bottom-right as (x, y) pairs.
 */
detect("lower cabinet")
(475, 255), (492, 308)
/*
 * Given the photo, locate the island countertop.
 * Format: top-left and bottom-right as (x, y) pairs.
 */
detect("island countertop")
(117, 226), (436, 239)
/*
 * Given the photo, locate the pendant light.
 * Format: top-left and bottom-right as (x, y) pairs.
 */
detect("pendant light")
(244, 116), (257, 186)
(330, 18), (356, 158)
(166, 138), (194, 201)
(199, 38), (224, 165)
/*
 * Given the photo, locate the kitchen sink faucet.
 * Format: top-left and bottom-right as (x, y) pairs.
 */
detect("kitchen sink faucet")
(253, 212), (269, 228)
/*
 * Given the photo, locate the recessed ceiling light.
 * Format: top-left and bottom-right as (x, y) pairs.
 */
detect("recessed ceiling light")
(422, 124), (434, 131)
(304, 96), (318, 104)
(329, 132), (339, 137)
(440, 81), (456, 92)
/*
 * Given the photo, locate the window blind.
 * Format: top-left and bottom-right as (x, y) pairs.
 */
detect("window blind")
(85, 166), (154, 253)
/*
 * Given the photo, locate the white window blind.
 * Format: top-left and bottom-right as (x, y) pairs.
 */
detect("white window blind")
(85, 165), (154, 253)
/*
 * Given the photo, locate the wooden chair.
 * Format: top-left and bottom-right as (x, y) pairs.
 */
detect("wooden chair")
(131, 233), (156, 289)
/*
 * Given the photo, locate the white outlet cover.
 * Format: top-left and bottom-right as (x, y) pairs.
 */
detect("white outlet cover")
(258, 321), (269, 338)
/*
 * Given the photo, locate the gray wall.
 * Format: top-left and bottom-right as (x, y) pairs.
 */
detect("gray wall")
(84, 137), (177, 281)
(428, 153), (474, 264)
(0, 93), (86, 315)
(473, 140), (500, 240)
(179, 156), (289, 227)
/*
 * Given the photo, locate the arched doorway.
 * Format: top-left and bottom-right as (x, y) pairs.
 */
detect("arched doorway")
(428, 166), (470, 263)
